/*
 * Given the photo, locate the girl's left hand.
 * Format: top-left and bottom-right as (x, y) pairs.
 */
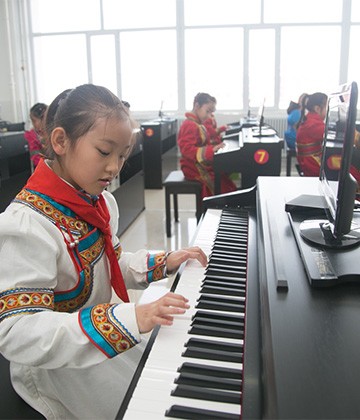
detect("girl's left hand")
(166, 246), (208, 274)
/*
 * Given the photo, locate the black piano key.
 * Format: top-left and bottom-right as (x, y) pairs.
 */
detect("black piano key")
(182, 346), (242, 363)
(202, 279), (246, 290)
(192, 309), (244, 323)
(175, 372), (241, 391)
(171, 384), (241, 405)
(191, 315), (244, 331)
(165, 404), (240, 420)
(206, 267), (246, 278)
(200, 284), (246, 297)
(196, 300), (244, 313)
(209, 257), (246, 266)
(189, 324), (243, 339)
(178, 362), (242, 379)
(185, 337), (243, 353)
(204, 275), (247, 285)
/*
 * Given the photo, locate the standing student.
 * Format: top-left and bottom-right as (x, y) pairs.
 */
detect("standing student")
(0, 84), (207, 420)
(177, 92), (237, 198)
(284, 93), (307, 150)
(24, 102), (48, 169)
(296, 92), (328, 176)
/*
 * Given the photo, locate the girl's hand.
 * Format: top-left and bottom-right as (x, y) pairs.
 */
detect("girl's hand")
(135, 292), (190, 333)
(213, 142), (225, 152)
(166, 246), (207, 274)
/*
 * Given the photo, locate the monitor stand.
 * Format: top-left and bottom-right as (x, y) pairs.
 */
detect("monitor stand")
(299, 219), (360, 250)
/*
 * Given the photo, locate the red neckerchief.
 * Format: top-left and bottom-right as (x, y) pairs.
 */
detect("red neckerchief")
(24, 159), (129, 302)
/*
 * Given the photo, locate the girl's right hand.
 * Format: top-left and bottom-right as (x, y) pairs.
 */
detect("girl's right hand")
(135, 292), (190, 334)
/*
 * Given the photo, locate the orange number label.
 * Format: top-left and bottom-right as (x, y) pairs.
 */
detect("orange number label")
(145, 128), (154, 137)
(327, 155), (341, 170)
(254, 149), (269, 165)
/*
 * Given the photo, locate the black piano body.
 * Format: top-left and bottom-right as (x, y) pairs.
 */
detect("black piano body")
(118, 176), (360, 419)
(214, 129), (283, 194)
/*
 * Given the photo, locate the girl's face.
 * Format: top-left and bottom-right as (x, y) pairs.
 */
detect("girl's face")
(31, 115), (45, 137)
(51, 116), (133, 196)
(194, 101), (216, 123)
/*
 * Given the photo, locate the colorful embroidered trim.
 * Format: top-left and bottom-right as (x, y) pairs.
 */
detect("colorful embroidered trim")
(79, 303), (138, 358)
(14, 189), (109, 312)
(146, 252), (167, 283)
(0, 287), (54, 322)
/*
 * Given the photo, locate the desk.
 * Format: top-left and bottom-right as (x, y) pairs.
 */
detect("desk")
(141, 118), (178, 189)
(257, 176), (360, 418)
(214, 130), (282, 194)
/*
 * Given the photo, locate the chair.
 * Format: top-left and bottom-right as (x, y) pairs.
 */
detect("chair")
(163, 170), (202, 237)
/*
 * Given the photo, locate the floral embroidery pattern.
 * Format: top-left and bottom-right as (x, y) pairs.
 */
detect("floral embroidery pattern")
(0, 288), (54, 322)
(146, 252), (167, 283)
(79, 303), (138, 358)
(15, 189), (107, 312)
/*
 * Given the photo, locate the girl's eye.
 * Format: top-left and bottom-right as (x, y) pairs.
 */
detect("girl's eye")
(98, 148), (110, 156)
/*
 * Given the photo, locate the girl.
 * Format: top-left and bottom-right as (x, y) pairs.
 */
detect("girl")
(284, 92), (307, 150)
(177, 92), (237, 198)
(0, 84), (207, 419)
(296, 92), (328, 177)
(24, 102), (48, 169)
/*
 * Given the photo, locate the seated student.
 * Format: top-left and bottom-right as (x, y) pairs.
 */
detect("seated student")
(177, 92), (237, 198)
(284, 93), (307, 150)
(24, 102), (48, 169)
(296, 92), (328, 177)
(0, 84), (208, 420)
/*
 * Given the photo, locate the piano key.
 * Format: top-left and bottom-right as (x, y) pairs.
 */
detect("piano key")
(171, 384), (240, 405)
(200, 284), (246, 296)
(188, 324), (243, 340)
(174, 372), (241, 391)
(178, 361), (242, 379)
(165, 404), (240, 420)
(124, 375), (241, 419)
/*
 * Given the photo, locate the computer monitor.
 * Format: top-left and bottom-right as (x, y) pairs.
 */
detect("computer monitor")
(299, 81), (360, 249)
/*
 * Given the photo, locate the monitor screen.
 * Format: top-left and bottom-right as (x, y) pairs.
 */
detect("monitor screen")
(319, 81), (358, 242)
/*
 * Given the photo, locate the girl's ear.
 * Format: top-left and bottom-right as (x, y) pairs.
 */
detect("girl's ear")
(50, 127), (69, 155)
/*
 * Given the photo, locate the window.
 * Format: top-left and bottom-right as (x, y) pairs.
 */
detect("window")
(30, 0), (101, 33)
(33, 35), (88, 104)
(264, 0), (342, 23)
(102, 0), (176, 29)
(249, 29), (275, 107)
(90, 35), (117, 95)
(185, 28), (244, 110)
(279, 26), (341, 108)
(184, 0), (260, 25)
(120, 30), (178, 111)
(25, 0), (358, 114)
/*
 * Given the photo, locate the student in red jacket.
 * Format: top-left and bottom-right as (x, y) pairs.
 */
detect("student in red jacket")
(296, 92), (328, 176)
(177, 92), (236, 198)
(24, 103), (48, 169)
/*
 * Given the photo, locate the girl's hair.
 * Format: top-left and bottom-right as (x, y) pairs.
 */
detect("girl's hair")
(297, 92), (328, 128)
(45, 84), (136, 159)
(193, 92), (216, 108)
(30, 103), (48, 119)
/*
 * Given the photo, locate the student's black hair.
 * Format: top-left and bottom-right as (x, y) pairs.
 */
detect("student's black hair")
(193, 92), (217, 108)
(45, 84), (135, 159)
(296, 92), (328, 128)
(30, 103), (48, 119)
